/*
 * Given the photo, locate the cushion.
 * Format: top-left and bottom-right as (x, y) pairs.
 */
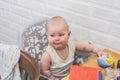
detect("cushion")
(19, 20), (48, 63)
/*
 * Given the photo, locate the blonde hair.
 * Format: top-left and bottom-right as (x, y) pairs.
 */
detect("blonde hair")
(46, 16), (69, 32)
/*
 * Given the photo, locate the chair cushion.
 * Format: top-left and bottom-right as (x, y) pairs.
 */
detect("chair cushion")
(20, 20), (48, 63)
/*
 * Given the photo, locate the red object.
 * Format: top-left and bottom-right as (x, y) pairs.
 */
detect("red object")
(69, 65), (102, 80)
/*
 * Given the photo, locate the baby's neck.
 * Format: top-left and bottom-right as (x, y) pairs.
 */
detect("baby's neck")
(55, 46), (69, 60)
(55, 45), (67, 50)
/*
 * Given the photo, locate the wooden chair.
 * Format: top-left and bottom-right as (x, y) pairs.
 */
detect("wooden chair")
(19, 51), (40, 80)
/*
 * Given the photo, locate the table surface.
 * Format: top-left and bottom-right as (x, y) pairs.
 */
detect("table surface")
(62, 49), (120, 80)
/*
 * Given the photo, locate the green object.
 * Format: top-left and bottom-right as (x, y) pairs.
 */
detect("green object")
(107, 53), (111, 58)
(117, 59), (120, 68)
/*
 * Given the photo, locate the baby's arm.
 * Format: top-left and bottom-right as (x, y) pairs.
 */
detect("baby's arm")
(74, 40), (106, 56)
(40, 51), (61, 80)
(40, 51), (51, 77)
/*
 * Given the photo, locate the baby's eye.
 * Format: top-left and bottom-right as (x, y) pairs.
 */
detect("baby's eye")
(59, 34), (64, 36)
(50, 35), (55, 37)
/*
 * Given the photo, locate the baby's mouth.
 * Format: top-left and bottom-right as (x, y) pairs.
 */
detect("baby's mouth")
(54, 42), (61, 45)
(54, 43), (60, 45)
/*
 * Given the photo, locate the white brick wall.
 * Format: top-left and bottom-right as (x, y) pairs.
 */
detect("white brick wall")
(0, 0), (120, 53)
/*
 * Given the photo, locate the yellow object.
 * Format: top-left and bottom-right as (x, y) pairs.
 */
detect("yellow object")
(106, 53), (114, 66)
(107, 58), (114, 64)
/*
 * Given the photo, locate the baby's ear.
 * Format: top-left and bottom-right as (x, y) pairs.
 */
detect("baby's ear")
(68, 31), (71, 37)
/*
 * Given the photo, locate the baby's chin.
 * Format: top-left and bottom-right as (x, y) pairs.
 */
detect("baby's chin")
(54, 45), (66, 50)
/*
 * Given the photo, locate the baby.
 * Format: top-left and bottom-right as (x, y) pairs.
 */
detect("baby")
(40, 16), (106, 80)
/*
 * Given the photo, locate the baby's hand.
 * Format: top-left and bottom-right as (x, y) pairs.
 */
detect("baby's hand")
(97, 50), (108, 57)
(50, 76), (61, 80)
(55, 78), (61, 80)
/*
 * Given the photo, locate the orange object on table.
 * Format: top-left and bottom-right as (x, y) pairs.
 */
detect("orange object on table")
(69, 65), (102, 80)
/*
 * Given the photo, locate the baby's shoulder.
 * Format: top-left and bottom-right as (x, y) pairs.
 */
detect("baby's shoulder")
(42, 51), (51, 58)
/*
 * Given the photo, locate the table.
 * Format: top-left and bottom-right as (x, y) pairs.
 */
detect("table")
(62, 49), (120, 80)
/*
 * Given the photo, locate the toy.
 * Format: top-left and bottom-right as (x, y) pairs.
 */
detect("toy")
(117, 59), (120, 68)
(117, 76), (120, 80)
(97, 53), (114, 68)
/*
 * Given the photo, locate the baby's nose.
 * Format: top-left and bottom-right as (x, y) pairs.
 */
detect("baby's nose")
(54, 36), (60, 40)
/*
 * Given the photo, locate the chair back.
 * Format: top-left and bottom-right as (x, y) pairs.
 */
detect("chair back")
(18, 20), (48, 64)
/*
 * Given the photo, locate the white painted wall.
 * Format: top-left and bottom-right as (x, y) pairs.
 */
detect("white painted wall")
(0, 0), (120, 53)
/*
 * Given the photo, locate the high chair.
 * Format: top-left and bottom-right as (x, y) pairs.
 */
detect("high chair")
(18, 19), (50, 80)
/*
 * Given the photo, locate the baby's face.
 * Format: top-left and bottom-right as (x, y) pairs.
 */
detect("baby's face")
(46, 25), (70, 50)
